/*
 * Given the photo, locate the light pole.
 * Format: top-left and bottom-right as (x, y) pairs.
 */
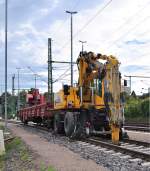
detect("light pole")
(66, 10), (77, 86)
(16, 68), (21, 112)
(79, 40), (87, 52)
(34, 74), (37, 89)
(27, 66), (48, 86)
(5, 0), (8, 129)
(27, 66), (37, 89)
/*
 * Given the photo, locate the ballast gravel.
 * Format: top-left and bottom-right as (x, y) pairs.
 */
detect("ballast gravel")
(8, 123), (150, 171)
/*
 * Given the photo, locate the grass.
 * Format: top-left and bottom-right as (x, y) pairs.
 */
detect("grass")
(0, 137), (31, 171)
(6, 137), (32, 163)
(0, 155), (5, 170)
(40, 162), (55, 171)
(5, 137), (22, 151)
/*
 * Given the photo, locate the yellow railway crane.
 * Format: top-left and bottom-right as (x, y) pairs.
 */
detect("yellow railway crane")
(54, 51), (126, 144)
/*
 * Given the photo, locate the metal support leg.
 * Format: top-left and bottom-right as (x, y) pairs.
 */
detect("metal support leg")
(111, 124), (120, 145)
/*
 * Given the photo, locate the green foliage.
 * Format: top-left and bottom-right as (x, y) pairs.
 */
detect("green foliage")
(5, 137), (22, 151)
(131, 91), (137, 98)
(0, 90), (27, 118)
(124, 93), (150, 120)
(47, 166), (55, 171)
(141, 99), (149, 117)
(19, 90), (27, 108)
(0, 154), (5, 170)
(40, 162), (55, 171)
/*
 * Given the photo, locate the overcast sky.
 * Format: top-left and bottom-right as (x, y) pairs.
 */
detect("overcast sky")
(0, 0), (150, 95)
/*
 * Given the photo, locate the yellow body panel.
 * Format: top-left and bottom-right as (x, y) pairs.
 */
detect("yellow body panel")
(66, 87), (80, 108)
(54, 87), (80, 109)
(94, 95), (104, 109)
(54, 90), (67, 109)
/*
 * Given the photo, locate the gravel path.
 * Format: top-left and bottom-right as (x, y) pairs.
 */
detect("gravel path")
(7, 123), (108, 171)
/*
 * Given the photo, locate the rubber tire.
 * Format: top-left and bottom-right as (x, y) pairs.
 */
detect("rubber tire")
(54, 114), (64, 134)
(64, 112), (75, 137)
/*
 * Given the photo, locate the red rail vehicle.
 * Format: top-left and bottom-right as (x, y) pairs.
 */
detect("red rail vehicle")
(19, 88), (54, 126)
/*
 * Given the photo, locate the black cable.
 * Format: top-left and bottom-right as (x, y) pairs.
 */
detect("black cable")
(27, 66), (48, 84)
(53, 67), (71, 83)
(110, 1), (150, 38)
(73, 0), (113, 37)
(107, 15), (150, 49)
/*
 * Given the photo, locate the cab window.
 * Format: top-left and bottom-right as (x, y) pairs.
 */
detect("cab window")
(93, 79), (102, 97)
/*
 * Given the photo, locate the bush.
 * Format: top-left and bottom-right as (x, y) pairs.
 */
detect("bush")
(124, 97), (149, 119)
(141, 99), (150, 117)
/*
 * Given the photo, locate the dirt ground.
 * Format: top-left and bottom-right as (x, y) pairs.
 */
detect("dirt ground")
(7, 123), (109, 171)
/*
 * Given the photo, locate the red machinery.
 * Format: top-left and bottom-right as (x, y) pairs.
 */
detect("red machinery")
(19, 88), (53, 125)
(26, 88), (45, 106)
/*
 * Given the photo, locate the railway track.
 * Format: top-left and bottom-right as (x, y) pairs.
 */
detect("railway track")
(124, 122), (150, 132)
(4, 120), (150, 170)
(84, 137), (150, 162)
(13, 121), (150, 162)
(124, 125), (150, 132)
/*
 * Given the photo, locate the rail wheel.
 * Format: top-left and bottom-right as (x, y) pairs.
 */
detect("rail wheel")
(64, 112), (75, 137)
(119, 128), (129, 140)
(54, 114), (64, 134)
(23, 120), (28, 125)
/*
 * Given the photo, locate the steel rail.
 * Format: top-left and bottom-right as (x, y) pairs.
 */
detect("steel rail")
(83, 138), (150, 161)
(123, 139), (150, 147)
(124, 125), (150, 132)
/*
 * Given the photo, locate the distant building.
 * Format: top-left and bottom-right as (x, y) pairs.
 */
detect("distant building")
(148, 87), (150, 93)
(121, 85), (130, 95)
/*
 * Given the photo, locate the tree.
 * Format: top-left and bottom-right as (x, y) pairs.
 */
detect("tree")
(0, 90), (27, 118)
(19, 90), (27, 108)
(0, 92), (17, 118)
(131, 91), (137, 98)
